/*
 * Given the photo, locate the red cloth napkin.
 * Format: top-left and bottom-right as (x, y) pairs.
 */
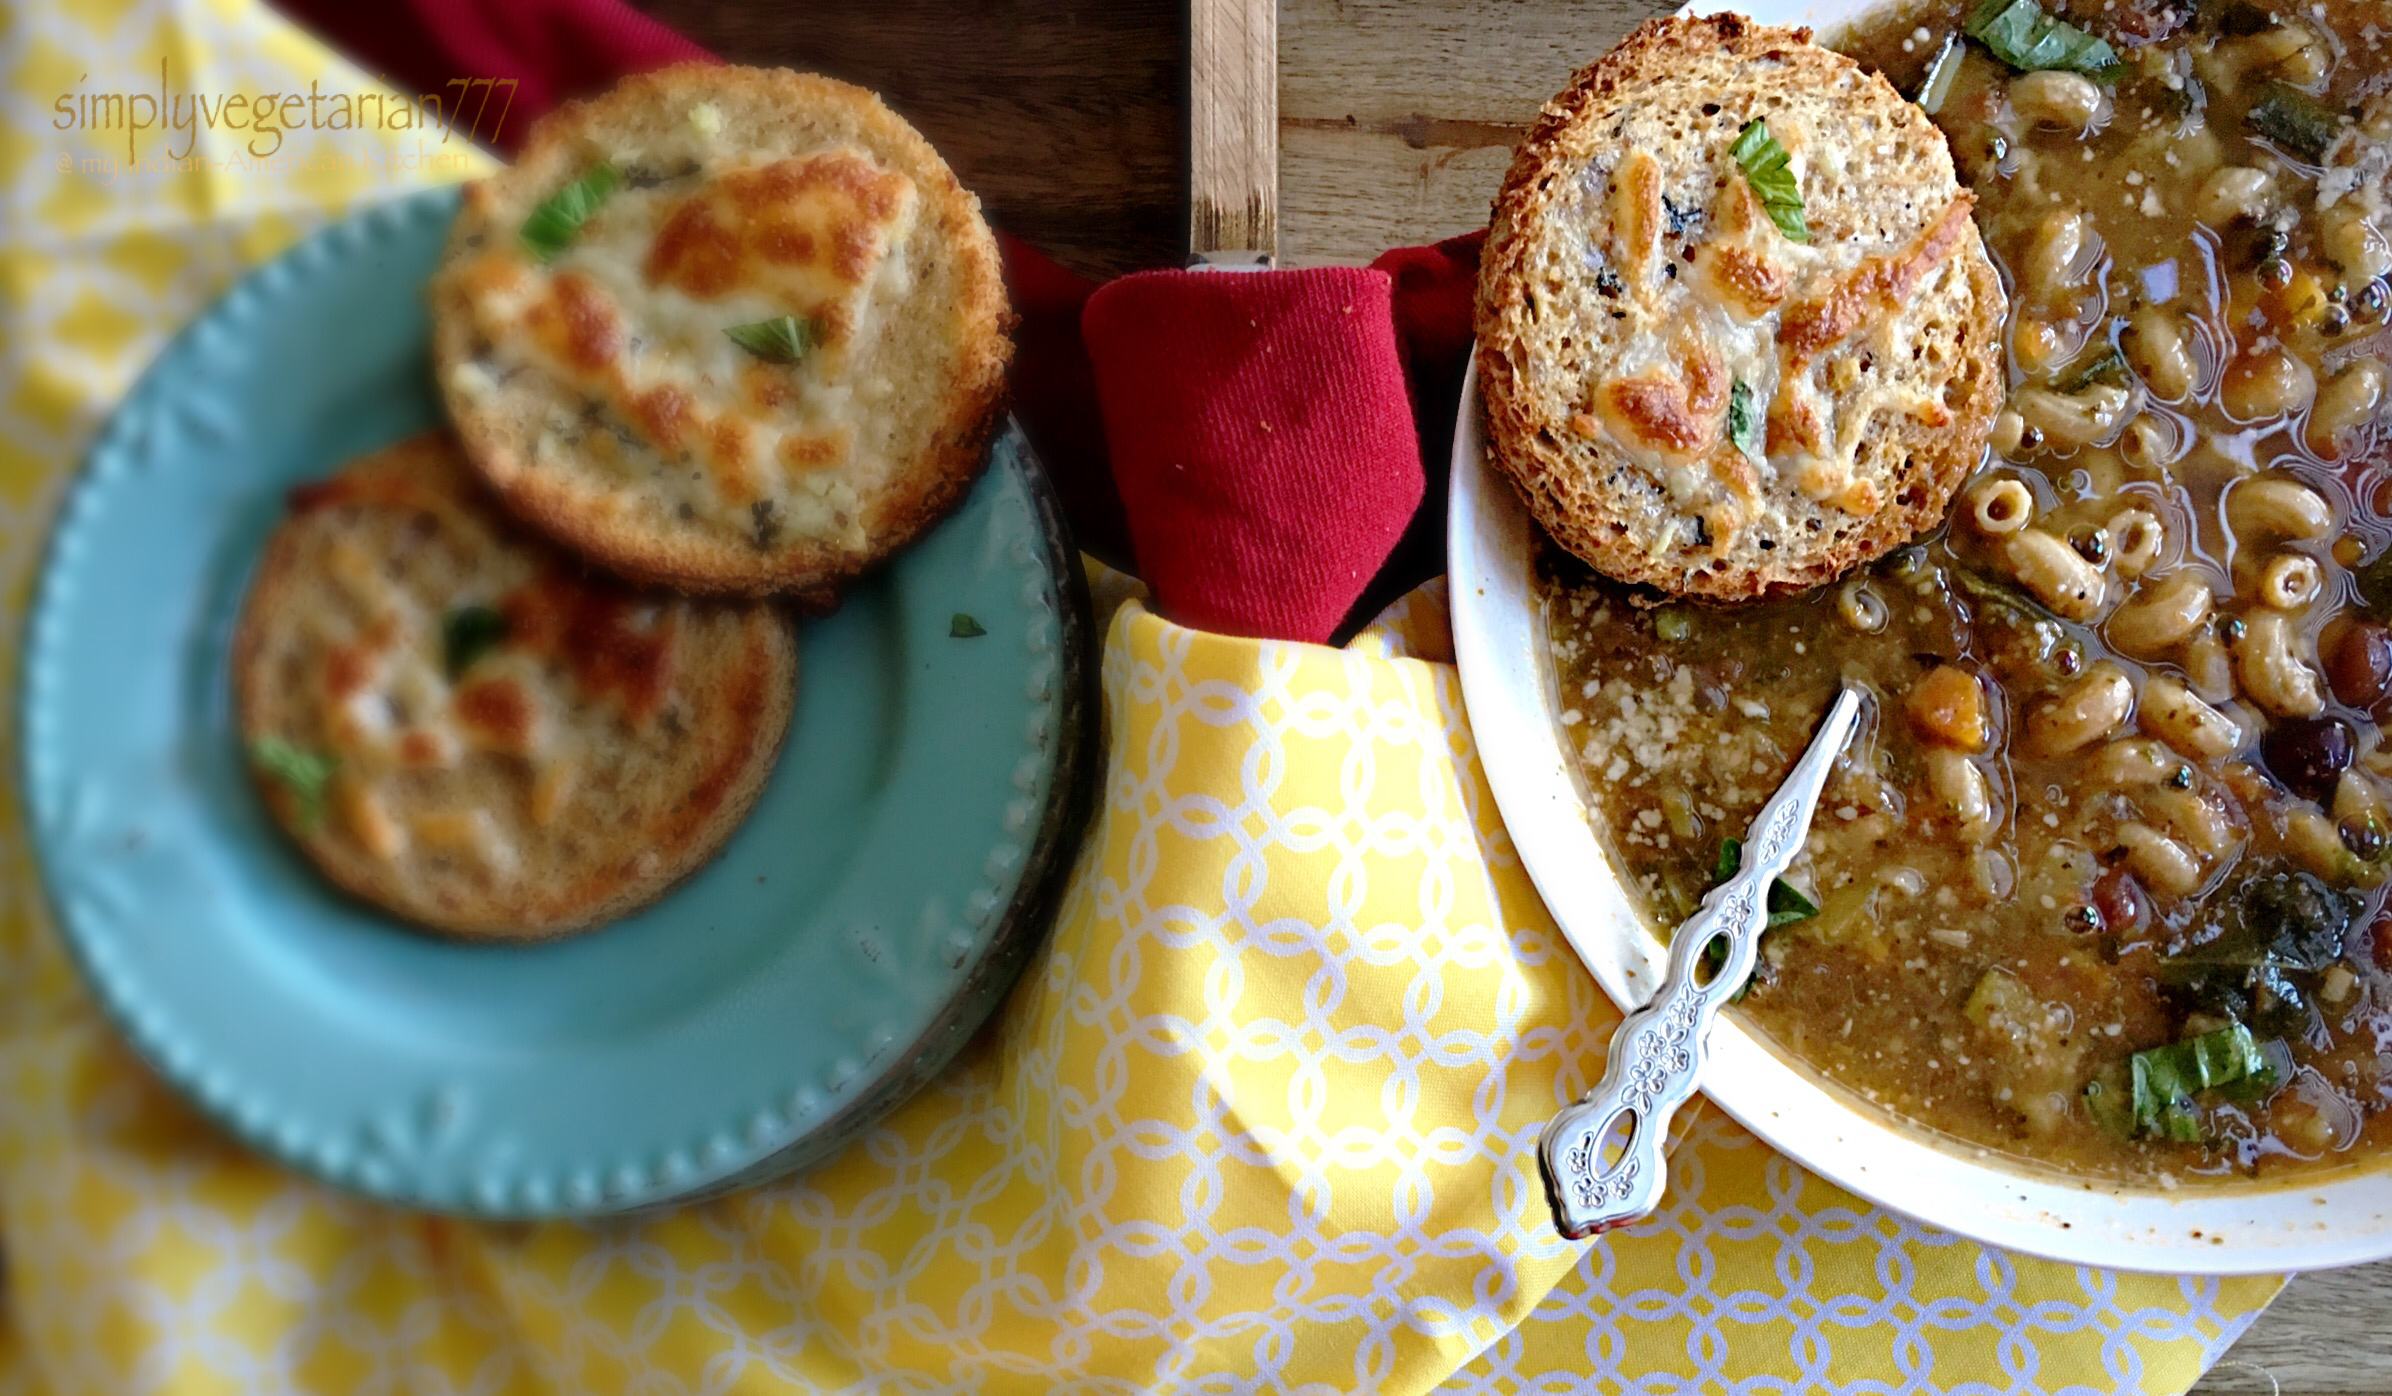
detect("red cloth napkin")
(1083, 268), (1422, 642)
(272, 0), (1482, 643)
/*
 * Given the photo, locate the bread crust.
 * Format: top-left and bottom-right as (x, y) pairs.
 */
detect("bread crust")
(431, 63), (1013, 597)
(1476, 15), (2005, 601)
(231, 432), (798, 940)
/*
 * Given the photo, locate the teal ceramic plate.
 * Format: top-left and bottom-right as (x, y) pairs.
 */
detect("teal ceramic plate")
(19, 186), (1094, 1219)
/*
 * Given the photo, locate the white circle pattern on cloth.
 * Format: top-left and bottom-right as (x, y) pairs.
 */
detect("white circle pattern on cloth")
(0, 1), (2283, 1393)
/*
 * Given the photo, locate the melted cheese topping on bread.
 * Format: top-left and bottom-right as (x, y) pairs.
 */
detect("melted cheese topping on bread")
(1574, 126), (1971, 557)
(449, 147), (920, 549)
(289, 472), (683, 870)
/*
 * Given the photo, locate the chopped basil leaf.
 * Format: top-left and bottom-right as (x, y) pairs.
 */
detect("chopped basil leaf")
(1964, 0), (2120, 77)
(1767, 880), (1821, 928)
(1916, 33), (1967, 114)
(1728, 379), (1765, 462)
(442, 604), (510, 678)
(1712, 836), (1820, 926)
(248, 736), (336, 830)
(2354, 547), (2392, 618)
(1698, 836), (1816, 1001)
(2057, 345), (2130, 394)
(1951, 566), (2060, 625)
(519, 163), (619, 262)
(722, 315), (818, 364)
(950, 612), (987, 638)
(2214, 1037), (2297, 1104)
(1729, 119), (1810, 243)
(2128, 1022), (2270, 1139)
(2249, 82), (2342, 163)
(2083, 1063), (2136, 1136)
(1698, 936), (1758, 1002)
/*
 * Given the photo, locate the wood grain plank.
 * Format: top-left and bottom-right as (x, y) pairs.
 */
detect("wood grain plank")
(2188, 1267), (2392, 1393)
(633, 0), (1184, 279)
(1280, 121), (1516, 265)
(1191, 0), (1278, 254)
(1278, 0), (1675, 262)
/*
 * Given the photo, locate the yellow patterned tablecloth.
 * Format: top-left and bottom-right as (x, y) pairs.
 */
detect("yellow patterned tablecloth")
(0, 1), (2285, 1390)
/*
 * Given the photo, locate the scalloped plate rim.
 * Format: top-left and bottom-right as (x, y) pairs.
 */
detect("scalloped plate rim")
(18, 184), (1095, 1219)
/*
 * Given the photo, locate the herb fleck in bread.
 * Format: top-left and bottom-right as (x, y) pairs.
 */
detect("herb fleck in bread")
(431, 63), (1012, 597)
(1476, 15), (2005, 600)
(232, 432), (797, 940)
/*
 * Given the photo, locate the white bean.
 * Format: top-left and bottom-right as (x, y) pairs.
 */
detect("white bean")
(2196, 166), (2275, 227)
(1990, 409), (2027, 457)
(2119, 822), (2204, 896)
(2011, 71), (2106, 133)
(2167, 124), (2225, 181)
(2014, 317), (2066, 374)
(2257, 24), (2331, 85)
(2140, 675), (2244, 760)
(1926, 747), (1996, 844)
(2312, 360), (2388, 456)
(2125, 309), (2198, 401)
(2325, 204), (2392, 284)
(2222, 350), (2317, 423)
(2024, 206), (2092, 303)
(2028, 662), (2135, 757)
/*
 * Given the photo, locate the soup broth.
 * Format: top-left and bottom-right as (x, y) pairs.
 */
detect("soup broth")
(1548, 0), (2392, 1180)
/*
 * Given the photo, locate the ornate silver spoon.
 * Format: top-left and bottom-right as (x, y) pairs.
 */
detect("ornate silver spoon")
(1539, 683), (1867, 1240)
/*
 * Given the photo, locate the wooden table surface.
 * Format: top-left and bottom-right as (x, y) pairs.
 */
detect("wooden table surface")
(643, 0), (2390, 1386)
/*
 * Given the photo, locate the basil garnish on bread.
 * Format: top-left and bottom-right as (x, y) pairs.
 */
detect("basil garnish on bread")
(1728, 380), (1764, 462)
(1729, 119), (1809, 243)
(248, 736), (336, 830)
(519, 163), (620, 262)
(722, 315), (820, 364)
(442, 604), (510, 678)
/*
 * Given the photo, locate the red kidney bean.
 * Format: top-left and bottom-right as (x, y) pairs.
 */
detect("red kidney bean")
(2324, 618), (2392, 713)
(2091, 866), (2149, 938)
(2262, 716), (2356, 805)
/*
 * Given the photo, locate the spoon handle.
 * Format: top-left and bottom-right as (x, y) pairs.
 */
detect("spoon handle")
(1538, 684), (1865, 1239)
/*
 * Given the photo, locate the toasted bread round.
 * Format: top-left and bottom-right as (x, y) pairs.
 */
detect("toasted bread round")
(232, 432), (798, 940)
(1476, 15), (2005, 601)
(431, 63), (1012, 597)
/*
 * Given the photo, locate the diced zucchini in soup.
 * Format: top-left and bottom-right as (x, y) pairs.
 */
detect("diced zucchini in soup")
(1964, 968), (2084, 1135)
